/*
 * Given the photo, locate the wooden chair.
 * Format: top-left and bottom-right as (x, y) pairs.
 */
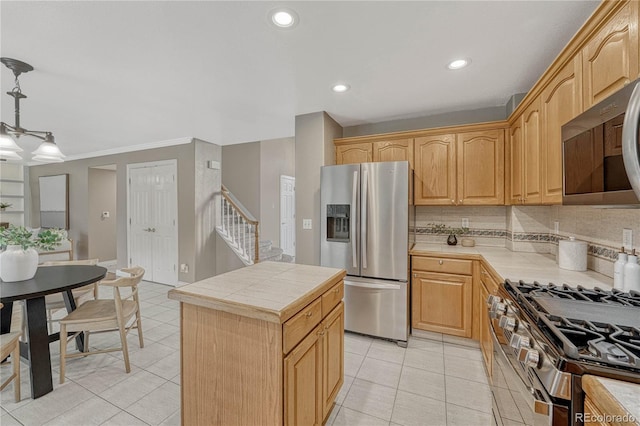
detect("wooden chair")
(41, 259), (100, 332)
(0, 303), (22, 402)
(59, 267), (145, 383)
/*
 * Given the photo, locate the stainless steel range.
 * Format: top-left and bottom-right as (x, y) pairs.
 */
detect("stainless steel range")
(488, 280), (640, 426)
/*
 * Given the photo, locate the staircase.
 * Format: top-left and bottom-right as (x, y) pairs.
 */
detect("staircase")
(216, 185), (293, 266)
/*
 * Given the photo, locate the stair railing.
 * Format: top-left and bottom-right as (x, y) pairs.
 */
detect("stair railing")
(219, 185), (260, 264)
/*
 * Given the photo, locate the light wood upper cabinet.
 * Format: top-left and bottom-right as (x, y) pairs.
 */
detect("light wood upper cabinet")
(372, 139), (414, 168)
(335, 142), (372, 165)
(509, 119), (524, 205)
(582, 1), (639, 109)
(522, 99), (542, 204)
(542, 55), (583, 204)
(414, 134), (456, 205)
(457, 129), (505, 205)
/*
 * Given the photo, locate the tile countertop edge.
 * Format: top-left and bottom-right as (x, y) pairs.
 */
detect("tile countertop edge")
(582, 375), (640, 425)
(168, 266), (346, 324)
(410, 243), (613, 289)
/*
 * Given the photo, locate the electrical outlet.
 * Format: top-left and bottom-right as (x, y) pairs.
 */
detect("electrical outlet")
(554, 221), (559, 234)
(623, 228), (633, 249)
(461, 218), (469, 228)
(303, 219), (312, 230)
(180, 263), (189, 273)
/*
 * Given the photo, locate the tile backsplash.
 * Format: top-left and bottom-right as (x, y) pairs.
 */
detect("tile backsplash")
(415, 205), (640, 278)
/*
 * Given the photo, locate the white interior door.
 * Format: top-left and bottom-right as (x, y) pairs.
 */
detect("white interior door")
(280, 175), (295, 258)
(128, 161), (178, 286)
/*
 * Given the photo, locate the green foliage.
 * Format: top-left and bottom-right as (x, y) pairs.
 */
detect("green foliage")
(427, 222), (469, 236)
(0, 225), (64, 251)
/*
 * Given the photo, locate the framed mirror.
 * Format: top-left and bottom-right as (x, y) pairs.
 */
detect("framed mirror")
(39, 174), (69, 229)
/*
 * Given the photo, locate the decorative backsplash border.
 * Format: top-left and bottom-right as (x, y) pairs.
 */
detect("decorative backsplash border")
(414, 226), (619, 261)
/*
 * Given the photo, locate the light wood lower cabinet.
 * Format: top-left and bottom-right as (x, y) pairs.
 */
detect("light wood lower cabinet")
(412, 256), (473, 337)
(479, 264), (499, 379)
(285, 302), (344, 426)
(180, 281), (344, 426)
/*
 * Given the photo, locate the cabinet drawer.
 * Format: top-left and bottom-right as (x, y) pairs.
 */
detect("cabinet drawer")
(321, 282), (343, 317)
(413, 256), (472, 275)
(283, 297), (322, 354)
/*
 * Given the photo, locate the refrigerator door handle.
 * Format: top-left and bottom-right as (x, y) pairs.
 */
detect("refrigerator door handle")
(623, 81), (640, 200)
(352, 170), (358, 269)
(362, 168), (368, 269)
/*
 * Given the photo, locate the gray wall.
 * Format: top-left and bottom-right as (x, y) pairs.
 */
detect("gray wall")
(260, 137), (295, 247)
(342, 105), (507, 137)
(88, 168), (117, 261)
(294, 112), (342, 266)
(221, 142), (261, 220)
(29, 140), (220, 283)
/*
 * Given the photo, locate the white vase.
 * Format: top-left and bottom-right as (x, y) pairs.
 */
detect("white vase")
(0, 245), (39, 282)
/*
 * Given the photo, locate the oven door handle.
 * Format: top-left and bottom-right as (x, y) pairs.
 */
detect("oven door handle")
(490, 325), (553, 425)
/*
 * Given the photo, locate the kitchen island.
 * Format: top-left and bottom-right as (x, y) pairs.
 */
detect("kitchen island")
(168, 261), (346, 426)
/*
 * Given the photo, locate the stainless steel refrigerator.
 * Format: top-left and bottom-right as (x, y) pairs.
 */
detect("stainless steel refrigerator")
(320, 161), (412, 345)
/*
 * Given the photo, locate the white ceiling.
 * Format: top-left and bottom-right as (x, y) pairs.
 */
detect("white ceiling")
(1, 1), (599, 160)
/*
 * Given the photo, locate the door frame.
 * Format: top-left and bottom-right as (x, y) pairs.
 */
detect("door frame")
(126, 159), (179, 285)
(279, 175), (295, 259)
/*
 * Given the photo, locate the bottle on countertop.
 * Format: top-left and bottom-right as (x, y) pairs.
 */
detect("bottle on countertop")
(613, 247), (627, 290)
(623, 249), (640, 293)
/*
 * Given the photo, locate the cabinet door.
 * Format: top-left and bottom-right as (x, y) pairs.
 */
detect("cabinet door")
(372, 139), (414, 169)
(321, 302), (344, 421)
(583, 1), (639, 108)
(285, 325), (322, 426)
(412, 271), (472, 337)
(456, 129), (505, 205)
(522, 98), (542, 204)
(414, 134), (456, 205)
(509, 119), (524, 205)
(542, 55), (583, 204)
(335, 143), (372, 165)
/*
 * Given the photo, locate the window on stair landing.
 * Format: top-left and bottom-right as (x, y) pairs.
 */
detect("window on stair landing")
(326, 204), (350, 243)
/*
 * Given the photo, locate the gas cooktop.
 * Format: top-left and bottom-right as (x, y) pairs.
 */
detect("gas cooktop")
(504, 280), (640, 372)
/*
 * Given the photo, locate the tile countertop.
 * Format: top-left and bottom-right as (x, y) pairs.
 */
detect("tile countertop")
(167, 261), (345, 324)
(583, 376), (640, 425)
(410, 243), (613, 290)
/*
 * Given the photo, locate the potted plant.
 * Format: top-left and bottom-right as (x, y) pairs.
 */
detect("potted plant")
(0, 225), (63, 282)
(0, 202), (12, 211)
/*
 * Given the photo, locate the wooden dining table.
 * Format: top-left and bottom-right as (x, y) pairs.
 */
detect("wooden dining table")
(0, 265), (107, 399)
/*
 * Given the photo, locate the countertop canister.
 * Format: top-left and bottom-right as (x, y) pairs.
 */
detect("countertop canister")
(558, 237), (588, 272)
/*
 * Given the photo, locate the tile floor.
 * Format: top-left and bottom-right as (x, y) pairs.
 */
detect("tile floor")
(1, 281), (516, 426)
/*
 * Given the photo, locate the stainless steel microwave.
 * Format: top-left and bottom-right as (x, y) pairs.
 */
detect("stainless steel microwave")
(562, 79), (640, 206)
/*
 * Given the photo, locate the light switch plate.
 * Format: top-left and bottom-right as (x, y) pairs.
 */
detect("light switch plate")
(623, 228), (633, 249)
(461, 218), (469, 228)
(303, 219), (312, 230)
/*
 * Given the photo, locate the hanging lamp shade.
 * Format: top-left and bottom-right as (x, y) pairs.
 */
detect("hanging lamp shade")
(31, 135), (65, 162)
(0, 150), (23, 161)
(0, 124), (22, 153)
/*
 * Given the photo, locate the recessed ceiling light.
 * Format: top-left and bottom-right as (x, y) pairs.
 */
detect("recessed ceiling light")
(270, 8), (298, 29)
(447, 59), (470, 70)
(332, 83), (350, 93)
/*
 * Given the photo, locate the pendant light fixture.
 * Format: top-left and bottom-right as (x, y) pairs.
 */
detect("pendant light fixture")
(0, 57), (65, 163)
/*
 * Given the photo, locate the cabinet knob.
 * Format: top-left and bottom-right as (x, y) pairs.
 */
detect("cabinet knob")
(459, 199), (462, 204)
(306, 311), (313, 318)
(334, 288), (340, 293)
(438, 260), (443, 265)
(413, 273), (417, 278)
(451, 199), (455, 204)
